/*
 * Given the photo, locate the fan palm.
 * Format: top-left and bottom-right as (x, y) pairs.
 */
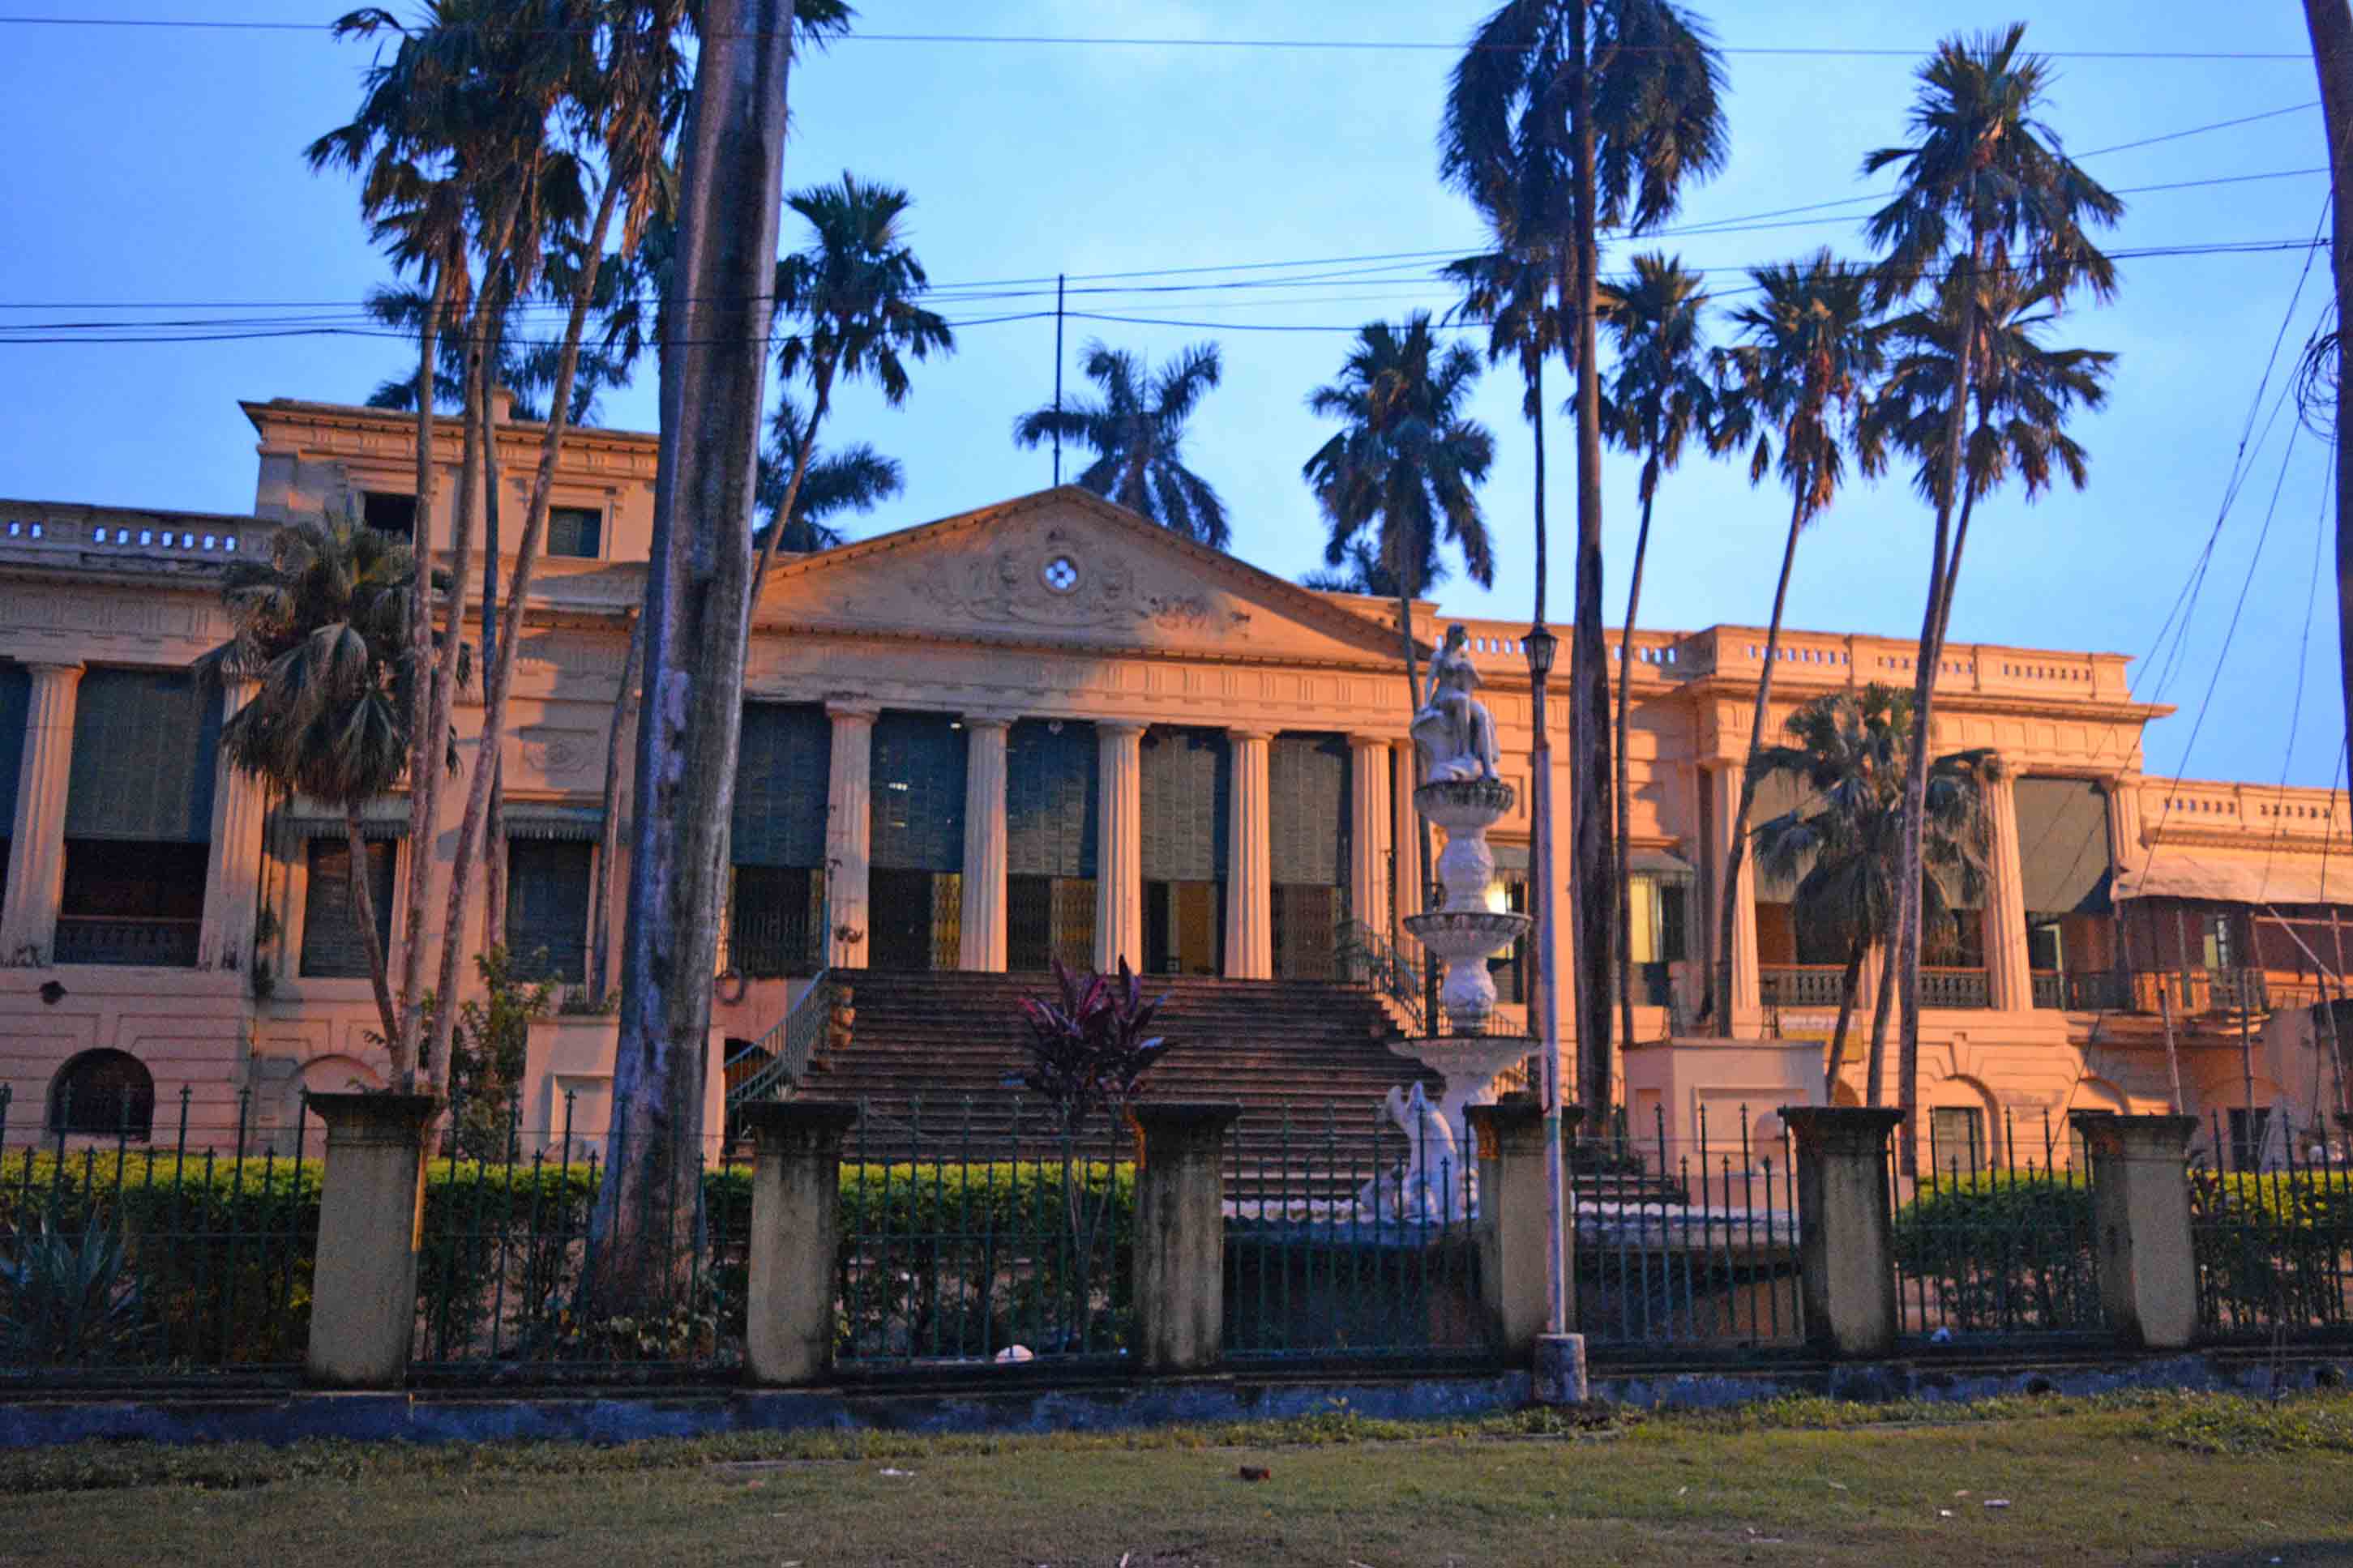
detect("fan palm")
(1301, 539), (1452, 600)
(1862, 23), (2123, 1156)
(1596, 252), (1713, 1055)
(201, 514), (462, 1067)
(753, 395), (905, 553)
(1440, 0), (1727, 1118)
(751, 172), (955, 599)
(1014, 342), (1231, 547)
(1748, 686), (1997, 1099)
(1301, 314), (1495, 712)
(1705, 250), (1887, 1039)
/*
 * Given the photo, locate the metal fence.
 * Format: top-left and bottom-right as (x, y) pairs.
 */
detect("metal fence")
(2192, 1108), (2353, 1341)
(412, 1094), (749, 1372)
(1570, 1104), (1803, 1349)
(0, 1085), (319, 1378)
(1222, 1101), (1486, 1363)
(836, 1097), (1133, 1368)
(1889, 1109), (2104, 1338)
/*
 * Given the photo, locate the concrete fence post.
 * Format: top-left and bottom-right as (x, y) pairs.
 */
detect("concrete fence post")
(1465, 1097), (1581, 1368)
(304, 1092), (439, 1388)
(2069, 1111), (2201, 1350)
(741, 1100), (860, 1386)
(1132, 1101), (1243, 1373)
(1780, 1105), (1903, 1358)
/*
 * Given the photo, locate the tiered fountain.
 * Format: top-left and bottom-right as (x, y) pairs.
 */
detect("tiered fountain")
(1393, 624), (1540, 1173)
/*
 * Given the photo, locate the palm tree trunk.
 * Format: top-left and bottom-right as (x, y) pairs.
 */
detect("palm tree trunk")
(1889, 238), (1983, 1171)
(594, 0), (792, 1317)
(1825, 931), (1866, 1099)
(747, 363), (834, 602)
(2305, 0), (2353, 780)
(1567, 0), (1615, 1120)
(430, 173), (625, 1084)
(394, 257), (454, 1089)
(1864, 938), (1899, 1105)
(589, 610), (645, 1006)
(477, 332), (508, 948)
(345, 808), (400, 1053)
(1713, 490), (1808, 1040)
(1616, 461), (1658, 1056)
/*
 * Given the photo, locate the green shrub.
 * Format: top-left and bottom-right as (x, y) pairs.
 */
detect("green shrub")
(1890, 1173), (2101, 1333)
(2189, 1168), (2353, 1332)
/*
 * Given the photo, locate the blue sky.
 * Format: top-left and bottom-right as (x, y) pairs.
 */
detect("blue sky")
(0, 0), (2341, 788)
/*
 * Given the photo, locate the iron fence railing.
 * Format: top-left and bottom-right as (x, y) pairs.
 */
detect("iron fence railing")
(0, 1085), (319, 1378)
(1569, 1104), (1803, 1348)
(837, 1096), (1132, 1367)
(52, 916), (201, 968)
(413, 1092), (747, 1371)
(1222, 1100), (1487, 1363)
(1889, 1108), (2104, 1338)
(2191, 1108), (2353, 1341)
(724, 971), (838, 1109)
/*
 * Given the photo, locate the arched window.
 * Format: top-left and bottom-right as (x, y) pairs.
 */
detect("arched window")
(49, 1049), (155, 1139)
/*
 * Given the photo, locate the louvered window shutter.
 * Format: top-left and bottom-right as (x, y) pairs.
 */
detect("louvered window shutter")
(869, 711), (967, 873)
(1007, 720), (1099, 878)
(299, 838), (396, 978)
(507, 840), (593, 982)
(733, 703), (831, 869)
(0, 663), (29, 832)
(1268, 733), (1350, 887)
(65, 669), (220, 843)
(1140, 728), (1230, 882)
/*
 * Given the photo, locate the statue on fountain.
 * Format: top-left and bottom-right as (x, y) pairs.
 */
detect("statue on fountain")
(1356, 1082), (1461, 1224)
(1410, 624), (1500, 783)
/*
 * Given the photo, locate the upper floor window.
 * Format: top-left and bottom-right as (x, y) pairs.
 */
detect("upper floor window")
(362, 491), (417, 540)
(548, 506), (602, 559)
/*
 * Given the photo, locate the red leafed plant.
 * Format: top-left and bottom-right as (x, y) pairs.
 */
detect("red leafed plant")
(1016, 957), (1174, 1138)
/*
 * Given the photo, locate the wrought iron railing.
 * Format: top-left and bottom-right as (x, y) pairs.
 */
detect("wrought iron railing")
(2192, 1105), (2353, 1340)
(52, 915), (200, 968)
(1333, 919), (1426, 1034)
(723, 971), (837, 1108)
(1920, 967), (1991, 1010)
(1759, 965), (1846, 1008)
(1891, 1106), (2107, 1337)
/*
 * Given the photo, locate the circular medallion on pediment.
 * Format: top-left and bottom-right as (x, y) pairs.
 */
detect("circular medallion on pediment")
(1040, 553), (1081, 594)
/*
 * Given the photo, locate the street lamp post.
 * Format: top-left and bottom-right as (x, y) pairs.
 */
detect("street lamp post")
(1522, 622), (1568, 1344)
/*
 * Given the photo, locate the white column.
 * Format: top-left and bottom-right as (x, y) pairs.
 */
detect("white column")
(1225, 727), (1273, 980)
(1983, 764), (2034, 1011)
(0, 661), (82, 967)
(1094, 721), (1144, 972)
(1347, 734), (1390, 937)
(959, 716), (1010, 972)
(1705, 761), (1760, 1023)
(199, 678), (270, 972)
(824, 703), (876, 969)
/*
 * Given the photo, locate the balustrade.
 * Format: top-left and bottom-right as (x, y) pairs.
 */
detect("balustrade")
(53, 915), (199, 968)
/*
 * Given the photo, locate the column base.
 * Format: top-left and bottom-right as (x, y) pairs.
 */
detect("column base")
(1533, 1333), (1588, 1404)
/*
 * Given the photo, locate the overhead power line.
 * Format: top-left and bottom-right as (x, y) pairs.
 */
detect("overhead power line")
(0, 15), (2317, 58)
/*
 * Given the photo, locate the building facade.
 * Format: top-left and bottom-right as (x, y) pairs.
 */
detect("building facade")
(1, 395), (2346, 1165)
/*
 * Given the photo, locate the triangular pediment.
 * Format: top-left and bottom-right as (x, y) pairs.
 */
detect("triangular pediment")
(755, 487), (1417, 666)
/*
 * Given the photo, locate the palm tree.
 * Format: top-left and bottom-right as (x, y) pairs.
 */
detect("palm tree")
(1441, 0), (1728, 1118)
(753, 395), (905, 553)
(1301, 315), (1496, 712)
(1748, 686), (1997, 1098)
(1862, 23), (2123, 1157)
(201, 515), (460, 1069)
(1595, 251), (1712, 1055)
(1301, 539), (1451, 599)
(1014, 342), (1230, 547)
(751, 173), (955, 600)
(1706, 250), (1886, 1040)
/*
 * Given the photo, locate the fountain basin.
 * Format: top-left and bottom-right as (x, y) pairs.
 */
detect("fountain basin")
(1403, 908), (1533, 963)
(1387, 1032), (1541, 1153)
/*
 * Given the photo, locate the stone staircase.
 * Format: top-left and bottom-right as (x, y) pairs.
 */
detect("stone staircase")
(786, 969), (1454, 1185)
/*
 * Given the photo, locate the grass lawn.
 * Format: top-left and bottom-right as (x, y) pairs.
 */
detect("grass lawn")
(2, 1391), (2351, 1566)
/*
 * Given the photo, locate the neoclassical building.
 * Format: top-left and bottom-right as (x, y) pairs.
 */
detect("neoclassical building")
(1, 394), (2347, 1166)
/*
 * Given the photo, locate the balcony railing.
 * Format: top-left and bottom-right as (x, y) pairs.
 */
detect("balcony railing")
(1921, 967), (1991, 1009)
(1759, 965), (1846, 1008)
(2028, 967), (2301, 1017)
(53, 916), (200, 968)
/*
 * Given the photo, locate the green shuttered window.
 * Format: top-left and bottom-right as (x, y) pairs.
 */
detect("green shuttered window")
(1268, 733), (1350, 887)
(870, 711), (966, 874)
(734, 703), (831, 869)
(1140, 727), (1230, 882)
(507, 839), (593, 983)
(65, 669), (220, 843)
(300, 838), (396, 978)
(1007, 720), (1098, 878)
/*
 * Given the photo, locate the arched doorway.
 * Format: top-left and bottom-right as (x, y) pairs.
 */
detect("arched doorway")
(49, 1049), (155, 1139)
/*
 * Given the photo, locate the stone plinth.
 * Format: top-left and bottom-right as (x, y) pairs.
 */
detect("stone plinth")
(1133, 1102), (1243, 1372)
(1781, 1106), (1902, 1358)
(742, 1100), (861, 1386)
(2070, 1111), (2200, 1350)
(305, 1092), (439, 1388)
(1467, 1097), (1580, 1361)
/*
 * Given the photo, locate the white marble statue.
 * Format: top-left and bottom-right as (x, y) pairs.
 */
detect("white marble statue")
(1410, 624), (1500, 783)
(1355, 1083), (1462, 1224)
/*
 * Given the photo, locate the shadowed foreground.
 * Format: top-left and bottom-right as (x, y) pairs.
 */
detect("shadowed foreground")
(2, 1392), (2349, 1566)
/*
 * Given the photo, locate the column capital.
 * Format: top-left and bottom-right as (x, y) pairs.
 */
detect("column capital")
(21, 659), (84, 681)
(1779, 1105), (1902, 1156)
(1098, 719), (1148, 741)
(741, 1099), (861, 1155)
(959, 712), (1016, 733)
(824, 699), (879, 724)
(1347, 732), (1392, 752)
(1226, 724), (1274, 744)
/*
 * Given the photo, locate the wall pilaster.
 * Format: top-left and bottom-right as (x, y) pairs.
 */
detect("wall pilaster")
(0, 661), (82, 967)
(199, 678), (268, 973)
(1983, 764), (2034, 1011)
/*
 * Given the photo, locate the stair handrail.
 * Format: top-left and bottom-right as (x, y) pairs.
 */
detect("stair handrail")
(724, 968), (837, 1108)
(1333, 919), (1425, 1035)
